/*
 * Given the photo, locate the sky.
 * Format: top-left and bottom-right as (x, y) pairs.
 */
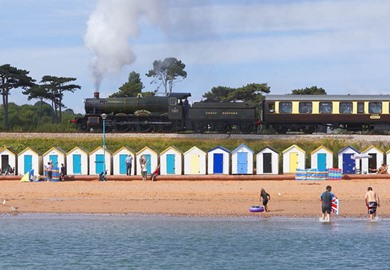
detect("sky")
(1, 0), (390, 113)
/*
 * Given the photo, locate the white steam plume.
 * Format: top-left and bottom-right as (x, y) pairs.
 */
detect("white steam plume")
(84, 0), (162, 90)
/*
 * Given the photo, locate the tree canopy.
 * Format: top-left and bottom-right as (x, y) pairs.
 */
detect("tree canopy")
(110, 71), (144, 97)
(146, 57), (187, 95)
(290, 86), (327, 95)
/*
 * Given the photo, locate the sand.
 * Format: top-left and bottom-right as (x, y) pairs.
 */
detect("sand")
(0, 179), (388, 218)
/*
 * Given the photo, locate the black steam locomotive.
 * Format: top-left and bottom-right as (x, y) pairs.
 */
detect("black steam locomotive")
(72, 93), (390, 134)
(72, 92), (258, 133)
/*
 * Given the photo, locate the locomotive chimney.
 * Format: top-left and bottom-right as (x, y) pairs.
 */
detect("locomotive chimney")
(93, 91), (100, 99)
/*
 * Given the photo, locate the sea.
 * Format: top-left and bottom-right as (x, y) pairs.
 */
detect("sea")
(0, 214), (389, 270)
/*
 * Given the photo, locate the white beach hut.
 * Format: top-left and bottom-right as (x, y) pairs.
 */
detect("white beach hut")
(310, 145), (333, 171)
(66, 146), (89, 175)
(17, 147), (41, 175)
(183, 146), (207, 175)
(360, 145), (383, 174)
(0, 147), (17, 174)
(207, 146), (230, 175)
(282, 144), (306, 174)
(338, 146), (360, 174)
(112, 146), (136, 175)
(136, 146), (159, 176)
(42, 147), (66, 172)
(160, 146), (183, 175)
(89, 146), (112, 175)
(231, 144), (254, 174)
(256, 146), (279, 175)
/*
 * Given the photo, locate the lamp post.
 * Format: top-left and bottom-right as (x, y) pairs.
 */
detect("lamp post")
(101, 113), (107, 179)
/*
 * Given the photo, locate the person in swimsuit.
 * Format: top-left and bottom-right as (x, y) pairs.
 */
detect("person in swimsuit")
(260, 188), (271, 212)
(365, 187), (380, 221)
(320, 185), (336, 222)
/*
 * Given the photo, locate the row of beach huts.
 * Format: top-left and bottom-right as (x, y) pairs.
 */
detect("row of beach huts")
(0, 144), (387, 177)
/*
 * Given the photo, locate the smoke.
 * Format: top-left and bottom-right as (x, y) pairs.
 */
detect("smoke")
(84, 0), (163, 90)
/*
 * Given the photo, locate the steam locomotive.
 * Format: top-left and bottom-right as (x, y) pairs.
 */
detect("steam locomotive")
(72, 93), (390, 134)
(72, 92), (258, 133)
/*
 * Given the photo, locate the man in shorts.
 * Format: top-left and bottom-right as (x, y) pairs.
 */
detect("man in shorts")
(320, 185), (336, 222)
(365, 187), (380, 221)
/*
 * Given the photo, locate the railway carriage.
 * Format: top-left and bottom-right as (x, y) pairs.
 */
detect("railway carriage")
(262, 95), (390, 133)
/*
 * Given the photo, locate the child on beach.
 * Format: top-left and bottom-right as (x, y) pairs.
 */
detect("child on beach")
(320, 185), (336, 222)
(151, 164), (160, 181)
(365, 187), (380, 221)
(260, 188), (271, 212)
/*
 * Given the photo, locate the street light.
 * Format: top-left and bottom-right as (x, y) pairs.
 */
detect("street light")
(101, 113), (107, 181)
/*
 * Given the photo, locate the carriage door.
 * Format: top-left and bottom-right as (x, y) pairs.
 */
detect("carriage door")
(317, 153), (327, 172)
(167, 154), (175, 174)
(119, 154), (127, 174)
(95, 154), (104, 174)
(24, 155), (33, 174)
(237, 152), (248, 174)
(289, 152), (299, 173)
(73, 154), (81, 174)
(213, 153), (223, 174)
(368, 153), (377, 173)
(190, 155), (200, 174)
(263, 153), (272, 174)
(342, 153), (355, 174)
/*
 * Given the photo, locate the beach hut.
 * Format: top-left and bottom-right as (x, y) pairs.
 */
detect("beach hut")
(256, 146), (279, 175)
(231, 144), (254, 174)
(207, 146), (230, 175)
(66, 146), (89, 175)
(338, 146), (360, 174)
(360, 145), (383, 174)
(0, 147), (17, 175)
(282, 145), (306, 174)
(89, 146), (112, 175)
(112, 146), (136, 175)
(42, 147), (66, 172)
(136, 146), (159, 176)
(17, 147), (41, 175)
(310, 145), (333, 172)
(160, 146), (183, 175)
(183, 146), (207, 175)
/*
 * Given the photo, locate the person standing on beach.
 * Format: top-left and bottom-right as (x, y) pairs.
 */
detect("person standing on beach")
(125, 154), (133, 176)
(365, 187), (380, 221)
(46, 161), (53, 182)
(260, 188), (271, 212)
(320, 185), (336, 222)
(139, 155), (147, 181)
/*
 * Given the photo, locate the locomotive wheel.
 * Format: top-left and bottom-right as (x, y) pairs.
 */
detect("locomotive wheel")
(115, 123), (130, 133)
(137, 121), (152, 132)
(193, 122), (206, 133)
(239, 122), (254, 134)
(216, 122), (229, 133)
(78, 120), (88, 132)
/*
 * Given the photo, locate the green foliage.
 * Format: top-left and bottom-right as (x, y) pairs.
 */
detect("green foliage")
(146, 57), (187, 95)
(291, 86), (327, 95)
(110, 71), (144, 97)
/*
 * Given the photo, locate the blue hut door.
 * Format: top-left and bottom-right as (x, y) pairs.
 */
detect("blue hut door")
(263, 153), (272, 173)
(73, 154), (81, 174)
(237, 152), (247, 174)
(24, 155), (32, 174)
(317, 153), (327, 171)
(96, 154), (104, 174)
(49, 155), (58, 168)
(119, 154), (127, 174)
(167, 154), (175, 174)
(342, 153), (355, 174)
(145, 154), (151, 174)
(213, 153), (223, 174)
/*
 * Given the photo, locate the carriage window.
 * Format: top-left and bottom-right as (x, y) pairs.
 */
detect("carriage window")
(279, 102), (292, 113)
(299, 102), (312, 114)
(357, 102), (364, 113)
(369, 102), (382, 114)
(340, 102), (353, 114)
(169, 98), (177, 105)
(319, 102), (332, 113)
(268, 103), (275, 113)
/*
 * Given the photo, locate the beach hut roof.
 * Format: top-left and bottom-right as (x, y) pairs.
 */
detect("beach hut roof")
(310, 145), (333, 155)
(112, 146), (136, 156)
(160, 145), (183, 155)
(43, 146), (67, 156)
(136, 146), (158, 155)
(183, 146), (206, 155)
(257, 146), (279, 154)
(208, 146), (230, 153)
(282, 144), (305, 154)
(66, 146), (89, 155)
(232, 143), (254, 154)
(338, 146), (359, 154)
(361, 145), (383, 154)
(18, 147), (41, 155)
(89, 146), (112, 155)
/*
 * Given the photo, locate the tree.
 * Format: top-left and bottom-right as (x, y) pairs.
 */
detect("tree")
(110, 71), (144, 97)
(0, 64), (35, 130)
(23, 84), (52, 121)
(146, 57), (187, 95)
(202, 83), (270, 105)
(291, 86), (327, 95)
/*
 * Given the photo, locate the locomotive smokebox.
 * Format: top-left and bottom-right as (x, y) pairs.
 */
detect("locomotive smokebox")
(93, 91), (100, 99)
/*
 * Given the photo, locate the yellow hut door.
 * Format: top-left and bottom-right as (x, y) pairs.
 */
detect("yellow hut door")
(289, 152), (299, 173)
(190, 155), (200, 174)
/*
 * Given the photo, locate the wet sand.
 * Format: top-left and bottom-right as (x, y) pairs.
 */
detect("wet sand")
(0, 179), (388, 218)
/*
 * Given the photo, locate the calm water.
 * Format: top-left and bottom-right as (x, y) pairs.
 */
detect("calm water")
(0, 214), (389, 270)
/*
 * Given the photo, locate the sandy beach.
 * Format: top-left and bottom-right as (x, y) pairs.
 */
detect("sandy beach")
(0, 179), (388, 218)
